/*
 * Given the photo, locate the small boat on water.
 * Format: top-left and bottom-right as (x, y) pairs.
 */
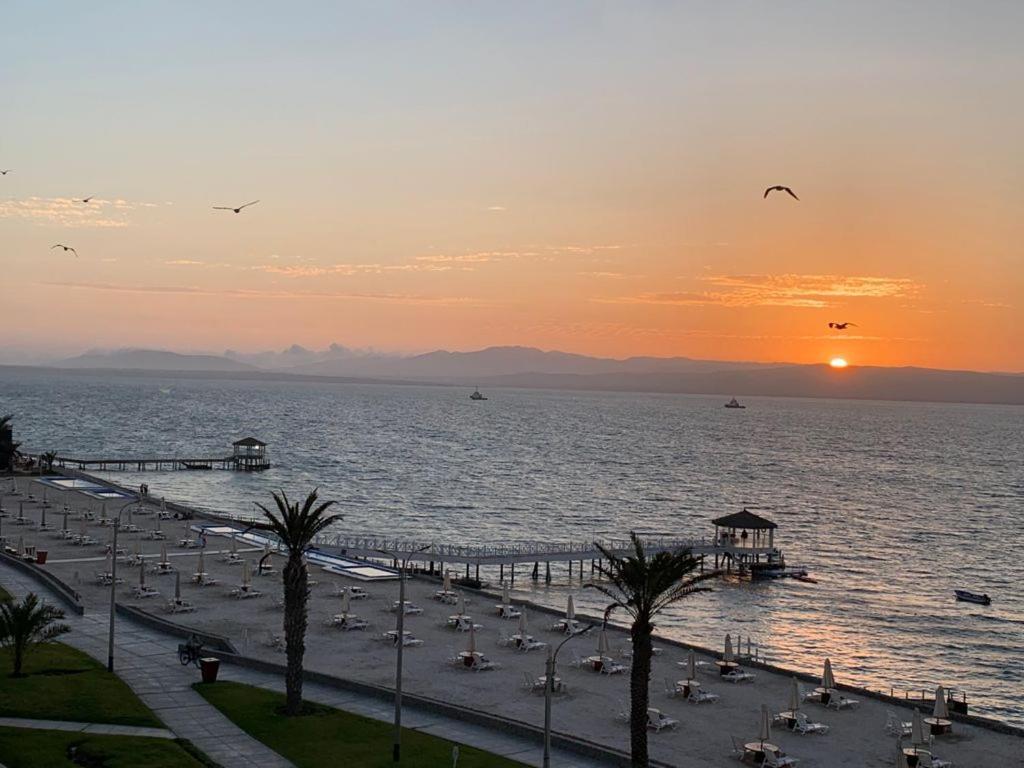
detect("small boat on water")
(954, 590), (991, 605)
(724, 397), (746, 409)
(469, 388), (488, 401)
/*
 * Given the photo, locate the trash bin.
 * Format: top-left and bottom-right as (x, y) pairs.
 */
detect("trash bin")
(199, 657), (220, 684)
(36, 550), (48, 565)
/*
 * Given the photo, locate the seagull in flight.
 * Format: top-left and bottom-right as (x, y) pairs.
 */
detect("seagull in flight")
(51, 244), (78, 257)
(78, 196), (96, 203)
(0, 169), (11, 176)
(764, 185), (799, 200)
(828, 322), (857, 330)
(213, 200), (259, 214)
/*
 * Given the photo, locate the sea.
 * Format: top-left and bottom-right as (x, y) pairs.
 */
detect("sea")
(2, 368), (1022, 726)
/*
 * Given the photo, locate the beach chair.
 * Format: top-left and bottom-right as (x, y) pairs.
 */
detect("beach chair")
(132, 585), (160, 599)
(523, 672), (546, 693)
(646, 708), (679, 732)
(601, 660), (628, 675)
(729, 735), (746, 761)
(791, 712), (829, 734)
(918, 754), (953, 768)
(826, 694), (859, 710)
(885, 709), (912, 737)
(762, 750), (799, 767)
(723, 669), (756, 683)
(519, 639), (547, 652)
(689, 689), (719, 704)
(166, 599), (195, 614)
(568, 652), (585, 670)
(342, 617), (369, 631)
(664, 678), (681, 698)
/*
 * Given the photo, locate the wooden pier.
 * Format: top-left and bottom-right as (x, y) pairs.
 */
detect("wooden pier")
(41, 436), (271, 473)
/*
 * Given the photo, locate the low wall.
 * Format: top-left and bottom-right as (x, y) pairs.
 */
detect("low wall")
(0, 551), (85, 615)
(116, 604), (238, 653)
(207, 648), (670, 768)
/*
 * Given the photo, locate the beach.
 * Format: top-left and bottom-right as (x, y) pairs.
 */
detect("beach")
(2, 477), (1021, 768)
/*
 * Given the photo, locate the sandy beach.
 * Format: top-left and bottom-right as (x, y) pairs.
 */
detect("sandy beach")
(2, 479), (1022, 768)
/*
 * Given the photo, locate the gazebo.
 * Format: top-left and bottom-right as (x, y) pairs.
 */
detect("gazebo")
(231, 437), (270, 471)
(711, 509), (781, 574)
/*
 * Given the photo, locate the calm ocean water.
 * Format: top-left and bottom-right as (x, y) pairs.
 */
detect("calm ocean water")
(3, 370), (1022, 725)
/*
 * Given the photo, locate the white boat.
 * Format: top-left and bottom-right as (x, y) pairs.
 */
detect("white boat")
(724, 397), (745, 409)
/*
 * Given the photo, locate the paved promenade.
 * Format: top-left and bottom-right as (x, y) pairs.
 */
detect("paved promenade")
(0, 561), (600, 768)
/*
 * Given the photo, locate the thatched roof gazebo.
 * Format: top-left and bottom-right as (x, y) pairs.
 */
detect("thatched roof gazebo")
(711, 509), (781, 573)
(231, 437), (270, 471)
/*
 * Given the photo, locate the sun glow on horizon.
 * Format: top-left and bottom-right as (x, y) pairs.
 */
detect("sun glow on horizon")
(829, 357), (849, 369)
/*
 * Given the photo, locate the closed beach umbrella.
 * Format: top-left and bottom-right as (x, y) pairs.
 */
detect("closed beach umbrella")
(160, 543), (169, 565)
(467, 623), (477, 655)
(18, 501), (24, 521)
(161, 497), (167, 515)
(822, 658), (836, 690)
(104, 551), (112, 573)
(79, 517), (87, 536)
(758, 703), (771, 746)
(183, 522), (191, 541)
(155, 516), (162, 533)
(517, 610), (528, 635)
(597, 629), (610, 657)
(17, 535), (24, 554)
(231, 535), (237, 556)
(789, 677), (801, 712)
(101, 502), (106, 519)
(566, 595), (575, 621)
(242, 560), (252, 588)
(62, 511), (69, 531)
(197, 550), (205, 576)
(724, 634), (735, 663)
(686, 650), (697, 681)
(139, 561), (147, 587)
(933, 685), (949, 719)
(341, 591), (351, 615)
(127, 507), (133, 526)
(443, 570), (452, 592)
(502, 583), (510, 606)
(911, 709), (927, 750)
(40, 505), (46, 527)
(174, 571), (181, 601)
(457, 593), (466, 616)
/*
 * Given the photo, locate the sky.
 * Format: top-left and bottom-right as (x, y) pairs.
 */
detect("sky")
(2, 2), (1022, 371)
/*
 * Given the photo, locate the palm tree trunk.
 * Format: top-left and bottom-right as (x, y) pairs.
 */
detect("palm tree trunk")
(12, 636), (26, 676)
(282, 554), (308, 715)
(629, 618), (654, 767)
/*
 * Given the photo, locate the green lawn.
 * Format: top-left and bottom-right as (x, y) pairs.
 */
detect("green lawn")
(195, 681), (526, 768)
(0, 727), (209, 768)
(0, 642), (162, 727)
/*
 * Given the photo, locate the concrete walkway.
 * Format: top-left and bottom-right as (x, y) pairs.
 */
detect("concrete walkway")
(0, 563), (293, 768)
(0, 716), (174, 739)
(0, 562), (602, 768)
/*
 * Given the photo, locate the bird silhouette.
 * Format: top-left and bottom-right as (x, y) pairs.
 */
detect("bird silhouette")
(213, 200), (259, 214)
(0, 169), (11, 175)
(51, 244), (78, 257)
(78, 196), (95, 203)
(828, 322), (857, 330)
(764, 185), (799, 200)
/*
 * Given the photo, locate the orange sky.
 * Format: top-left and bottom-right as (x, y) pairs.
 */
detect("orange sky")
(2, 3), (1022, 371)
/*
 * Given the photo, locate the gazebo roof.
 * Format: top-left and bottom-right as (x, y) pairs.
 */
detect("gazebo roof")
(233, 437), (266, 447)
(712, 509), (777, 530)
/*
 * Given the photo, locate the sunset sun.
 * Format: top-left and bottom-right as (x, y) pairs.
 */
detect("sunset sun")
(829, 357), (849, 369)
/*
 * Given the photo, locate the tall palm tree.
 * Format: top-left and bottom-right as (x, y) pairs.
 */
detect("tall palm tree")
(39, 451), (58, 474)
(252, 489), (341, 715)
(587, 533), (717, 767)
(0, 593), (71, 676)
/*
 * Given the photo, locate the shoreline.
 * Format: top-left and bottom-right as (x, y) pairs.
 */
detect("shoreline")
(21, 467), (1024, 740)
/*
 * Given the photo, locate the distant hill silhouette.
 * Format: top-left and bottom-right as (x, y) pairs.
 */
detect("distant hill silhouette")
(58, 348), (256, 372)
(38, 345), (1024, 405)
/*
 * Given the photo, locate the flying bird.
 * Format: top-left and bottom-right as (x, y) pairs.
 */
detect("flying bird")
(0, 169), (11, 175)
(78, 196), (95, 203)
(51, 244), (78, 257)
(213, 200), (259, 214)
(828, 322), (857, 330)
(764, 185), (799, 200)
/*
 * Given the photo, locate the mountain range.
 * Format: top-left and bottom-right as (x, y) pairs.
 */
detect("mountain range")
(45, 345), (1024, 405)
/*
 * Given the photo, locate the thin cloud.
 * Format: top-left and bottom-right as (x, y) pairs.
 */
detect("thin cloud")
(165, 260), (206, 266)
(0, 196), (159, 228)
(603, 273), (921, 309)
(42, 280), (480, 306)
(251, 262), (453, 277)
(487, 205), (507, 212)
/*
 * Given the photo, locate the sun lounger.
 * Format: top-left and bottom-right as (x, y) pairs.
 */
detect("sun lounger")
(722, 669), (756, 683)
(885, 709), (912, 737)
(826, 694), (859, 710)
(601, 660), (628, 675)
(689, 689), (719, 704)
(264, 633), (285, 651)
(791, 712), (829, 734)
(762, 751), (799, 767)
(132, 586), (160, 599)
(523, 672), (547, 693)
(165, 599), (195, 614)
(664, 678), (681, 698)
(646, 708), (679, 731)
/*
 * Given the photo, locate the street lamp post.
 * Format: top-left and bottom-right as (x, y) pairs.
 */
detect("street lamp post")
(376, 544), (431, 763)
(544, 624), (593, 768)
(108, 496), (142, 672)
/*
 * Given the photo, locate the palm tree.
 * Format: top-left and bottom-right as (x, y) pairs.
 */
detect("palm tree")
(0, 415), (19, 472)
(0, 593), (71, 676)
(39, 451), (58, 474)
(252, 489), (341, 715)
(587, 533), (717, 767)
